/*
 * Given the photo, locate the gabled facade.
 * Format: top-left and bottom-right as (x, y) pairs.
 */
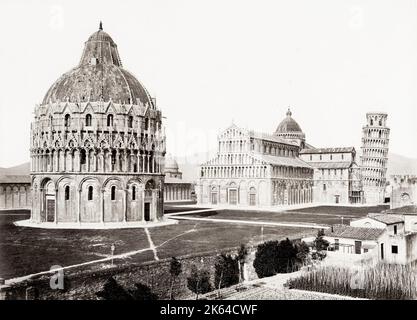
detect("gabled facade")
(198, 124), (314, 206)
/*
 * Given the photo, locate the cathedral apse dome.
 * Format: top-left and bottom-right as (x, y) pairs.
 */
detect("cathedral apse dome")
(28, 23), (167, 228)
(274, 108), (306, 149)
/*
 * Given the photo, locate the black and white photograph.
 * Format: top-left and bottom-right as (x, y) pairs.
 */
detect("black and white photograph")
(1, 0), (417, 313)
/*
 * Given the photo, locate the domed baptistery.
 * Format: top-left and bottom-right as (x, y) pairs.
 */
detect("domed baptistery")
(28, 23), (166, 228)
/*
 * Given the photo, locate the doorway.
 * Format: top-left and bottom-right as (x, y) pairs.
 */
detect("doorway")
(211, 192), (218, 204)
(46, 199), (55, 222)
(144, 202), (151, 221)
(354, 241), (362, 254)
(249, 187), (256, 206)
(228, 189), (238, 205)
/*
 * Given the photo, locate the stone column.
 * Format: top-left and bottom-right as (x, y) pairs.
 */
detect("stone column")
(86, 149), (90, 172)
(74, 149), (80, 172)
(123, 189), (127, 222)
(123, 151), (128, 172)
(142, 154), (145, 172)
(147, 155), (150, 173)
(77, 188), (81, 224)
(137, 153), (141, 173)
(54, 188), (58, 224)
(115, 150), (120, 172)
(100, 189), (105, 223)
(130, 154), (135, 172)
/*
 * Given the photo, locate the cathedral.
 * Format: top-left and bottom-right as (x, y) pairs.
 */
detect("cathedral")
(198, 108), (387, 207)
(29, 23), (166, 227)
(197, 110), (314, 206)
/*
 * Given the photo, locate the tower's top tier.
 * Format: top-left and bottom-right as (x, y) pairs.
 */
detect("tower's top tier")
(365, 112), (388, 128)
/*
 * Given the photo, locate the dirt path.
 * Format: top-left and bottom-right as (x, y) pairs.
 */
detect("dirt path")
(169, 215), (330, 229)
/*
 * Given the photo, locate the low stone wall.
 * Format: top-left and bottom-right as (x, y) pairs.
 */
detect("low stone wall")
(1, 245), (259, 300)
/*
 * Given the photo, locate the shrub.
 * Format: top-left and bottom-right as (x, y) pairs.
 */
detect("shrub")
(253, 238), (301, 278)
(214, 253), (239, 289)
(287, 263), (417, 299)
(295, 241), (311, 265)
(187, 265), (212, 299)
(169, 257), (182, 299)
(96, 277), (132, 300)
(96, 277), (159, 300)
(129, 283), (159, 300)
(253, 241), (280, 278)
(313, 229), (329, 252)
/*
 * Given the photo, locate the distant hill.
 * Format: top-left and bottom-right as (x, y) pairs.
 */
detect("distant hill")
(386, 153), (417, 176)
(1, 151), (416, 181)
(0, 162), (30, 176)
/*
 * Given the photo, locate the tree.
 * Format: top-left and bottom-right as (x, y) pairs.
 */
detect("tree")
(129, 282), (159, 300)
(295, 241), (311, 266)
(187, 265), (212, 299)
(276, 238), (298, 273)
(237, 244), (249, 283)
(169, 257), (182, 300)
(314, 229), (330, 252)
(253, 238), (302, 278)
(214, 253), (239, 290)
(96, 277), (133, 300)
(253, 240), (280, 278)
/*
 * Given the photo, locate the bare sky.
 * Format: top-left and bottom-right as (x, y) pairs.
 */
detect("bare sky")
(0, 0), (416, 167)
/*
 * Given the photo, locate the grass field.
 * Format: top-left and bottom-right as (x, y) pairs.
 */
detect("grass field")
(0, 210), (315, 280)
(181, 205), (389, 226)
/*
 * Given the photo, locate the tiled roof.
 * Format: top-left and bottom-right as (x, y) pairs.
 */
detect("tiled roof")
(248, 131), (298, 146)
(367, 213), (404, 225)
(325, 224), (385, 241)
(43, 25), (154, 106)
(251, 154), (313, 169)
(384, 205), (417, 215)
(307, 161), (352, 169)
(300, 147), (355, 154)
(0, 175), (31, 184)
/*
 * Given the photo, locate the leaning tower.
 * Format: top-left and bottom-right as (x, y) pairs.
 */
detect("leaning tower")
(360, 112), (390, 204)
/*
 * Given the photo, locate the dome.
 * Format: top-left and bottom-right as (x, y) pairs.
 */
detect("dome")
(275, 108), (303, 134)
(42, 23), (154, 106)
(164, 156), (179, 173)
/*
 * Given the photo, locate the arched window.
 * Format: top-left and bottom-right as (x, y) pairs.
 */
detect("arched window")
(132, 186), (136, 201)
(370, 119), (373, 126)
(86, 114), (92, 126)
(107, 114), (114, 126)
(65, 186), (70, 200)
(379, 120), (382, 126)
(88, 186), (93, 201)
(111, 186), (116, 200)
(80, 149), (86, 165)
(144, 117), (149, 130)
(64, 114), (71, 127)
(128, 116), (133, 128)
